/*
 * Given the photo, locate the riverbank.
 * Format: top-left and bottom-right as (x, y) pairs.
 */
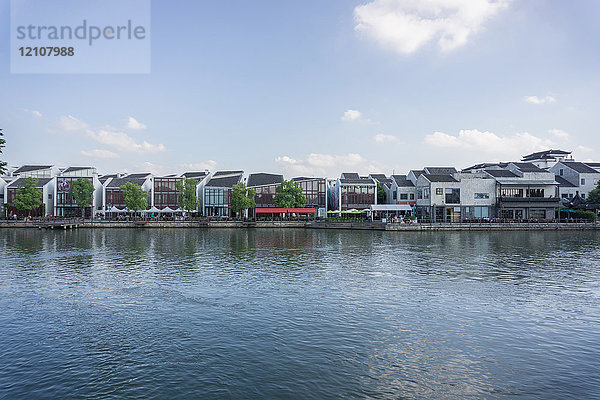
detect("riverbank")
(0, 220), (598, 231)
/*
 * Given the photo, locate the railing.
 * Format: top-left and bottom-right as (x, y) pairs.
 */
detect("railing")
(499, 197), (561, 203)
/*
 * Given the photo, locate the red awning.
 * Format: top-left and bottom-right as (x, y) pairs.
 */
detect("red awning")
(255, 207), (316, 214)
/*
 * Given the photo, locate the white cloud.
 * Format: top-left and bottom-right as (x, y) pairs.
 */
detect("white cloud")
(126, 116), (147, 130)
(276, 152), (383, 177)
(341, 109), (363, 121)
(576, 145), (593, 153)
(524, 95), (556, 104)
(354, 0), (509, 54)
(80, 149), (119, 159)
(549, 128), (569, 140)
(181, 160), (218, 171)
(58, 115), (88, 131)
(56, 115), (166, 154)
(22, 109), (43, 118)
(374, 133), (399, 143)
(424, 129), (557, 157)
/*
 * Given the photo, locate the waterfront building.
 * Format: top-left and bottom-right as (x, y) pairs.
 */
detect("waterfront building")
(180, 172), (209, 213)
(369, 174), (393, 204)
(407, 170), (425, 185)
(247, 173), (284, 208)
(415, 174), (461, 222)
(12, 165), (60, 179)
(521, 149), (573, 169)
(549, 161), (600, 201)
(390, 175), (416, 206)
(202, 171), (243, 217)
(103, 173), (153, 213)
(292, 177), (328, 215)
(5, 176), (54, 217)
(153, 175), (183, 211)
(455, 172), (497, 220)
(54, 167), (101, 218)
(336, 173), (377, 211)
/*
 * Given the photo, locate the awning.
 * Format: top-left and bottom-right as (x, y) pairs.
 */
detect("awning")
(370, 204), (412, 212)
(255, 207), (316, 214)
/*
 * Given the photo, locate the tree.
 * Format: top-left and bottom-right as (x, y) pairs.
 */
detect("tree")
(0, 128), (7, 175)
(14, 177), (42, 217)
(231, 182), (256, 218)
(588, 181), (600, 205)
(120, 182), (148, 217)
(274, 180), (306, 208)
(377, 182), (387, 204)
(72, 178), (94, 219)
(176, 178), (198, 217)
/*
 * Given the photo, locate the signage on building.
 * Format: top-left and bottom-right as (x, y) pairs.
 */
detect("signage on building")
(58, 179), (71, 192)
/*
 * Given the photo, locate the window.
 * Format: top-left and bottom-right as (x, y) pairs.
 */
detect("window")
(474, 193), (489, 199)
(417, 189), (423, 200)
(559, 169), (563, 176)
(393, 191), (397, 200)
(474, 206), (489, 218)
(526, 188), (544, 198)
(423, 188), (430, 200)
(581, 178), (586, 185)
(400, 193), (408, 200)
(410, 193), (415, 200)
(501, 188), (523, 198)
(582, 193), (586, 199)
(445, 188), (460, 204)
(436, 188), (443, 195)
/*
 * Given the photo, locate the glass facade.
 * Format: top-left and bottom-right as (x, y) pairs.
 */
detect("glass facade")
(204, 188), (231, 217)
(56, 177), (93, 217)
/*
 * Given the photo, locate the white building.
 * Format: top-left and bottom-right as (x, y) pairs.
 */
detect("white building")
(521, 149), (573, 169)
(54, 167), (102, 218)
(550, 161), (600, 201)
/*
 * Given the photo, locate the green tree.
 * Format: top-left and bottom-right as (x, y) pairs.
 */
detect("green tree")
(72, 178), (95, 219)
(14, 177), (42, 217)
(231, 182), (256, 218)
(274, 180), (306, 208)
(0, 128), (7, 175)
(120, 182), (148, 217)
(588, 181), (600, 205)
(377, 182), (387, 204)
(176, 178), (199, 217)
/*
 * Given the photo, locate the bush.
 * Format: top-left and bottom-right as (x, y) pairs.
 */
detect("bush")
(574, 210), (597, 221)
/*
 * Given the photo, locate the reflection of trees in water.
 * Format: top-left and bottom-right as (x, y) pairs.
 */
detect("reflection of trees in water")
(6, 229), (48, 255)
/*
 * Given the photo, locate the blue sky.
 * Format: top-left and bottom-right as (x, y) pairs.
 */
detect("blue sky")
(1, 0), (599, 177)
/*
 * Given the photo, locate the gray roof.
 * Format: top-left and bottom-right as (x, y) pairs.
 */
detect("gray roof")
(99, 174), (118, 183)
(555, 176), (577, 188)
(522, 149), (571, 161)
(63, 166), (94, 173)
(181, 171), (208, 180)
(511, 162), (546, 173)
(340, 177), (376, 185)
(13, 165), (52, 174)
(369, 174), (392, 187)
(125, 173), (152, 179)
(485, 170), (518, 178)
(424, 167), (457, 175)
(560, 162), (599, 174)
(7, 177), (52, 188)
(213, 170), (243, 177)
(247, 173), (284, 187)
(206, 172), (243, 188)
(292, 177), (322, 182)
(423, 174), (458, 183)
(409, 170), (425, 178)
(341, 172), (360, 180)
(106, 177), (149, 188)
(392, 175), (415, 187)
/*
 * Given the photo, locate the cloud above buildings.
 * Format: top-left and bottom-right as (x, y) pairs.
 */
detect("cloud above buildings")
(22, 109), (43, 118)
(276, 152), (383, 177)
(354, 0), (509, 54)
(80, 149), (119, 159)
(341, 109), (363, 122)
(181, 160), (218, 171)
(374, 133), (400, 143)
(524, 95), (556, 104)
(57, 115), (166, 156)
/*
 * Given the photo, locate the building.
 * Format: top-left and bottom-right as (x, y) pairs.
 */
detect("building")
(103, 173), (153, 212)
(369, 174), (393, 204)
(202, 171), (243, 217)
(153, 175), (183, 211)
(54, 167), (101, 218)
(179, 172), (209, 213)
(491, 163), (559, 220)
(292, 177), (327, 214)
(521, 149), (573, 169)
(390, 174), (416, 206)
(5, 177), (54, 217)
(416, 174), (461, 222)
(549, 161), (600, 201)
(455, 172), (497, 220)
(247, 173), (284, 208)
(336, 173), (377, 211)
(12, 165), (60, 178)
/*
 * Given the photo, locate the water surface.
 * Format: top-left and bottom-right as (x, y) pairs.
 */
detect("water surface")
(0, 229), (599, 399)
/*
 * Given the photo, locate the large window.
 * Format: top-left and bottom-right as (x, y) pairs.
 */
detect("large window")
(474, 206), (489, 218)
(501, 188), (523, 198)
(474, 193), (489, 199)
(400, 193), (408, 200)
(341, 184), (375, 208)
(526, 188), (544, 198)
(445, 188), (460, 204)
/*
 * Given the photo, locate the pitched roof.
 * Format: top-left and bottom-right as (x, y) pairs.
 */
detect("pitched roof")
(560, 162), (599, 174)
(369, 174), (392, 187)
(247, 173), (284, 187)
(423, 174), (458, 183)
(106, 176), (149, 188)
(341, 172), (360, 180)
(408, 170), (425, 178)
(181, 171), (208, 180)
(205, 171), (243, 188)
(7, 177), (53, 188)
(99, 174), (117, 183)
(391, 174), (415, 187)
(510, 162), (546, 173)
(555, 176), (577, 188)
(63, 166), (94, 173)
(292, 177), (322, 181)
(522, 149), (571, 161)
(125, 173), (152, 179)
(424, 167), (457, 175)
(485, 170), (518, 178)
(340, 176), (376, 185)
(13, 165), (53, 174)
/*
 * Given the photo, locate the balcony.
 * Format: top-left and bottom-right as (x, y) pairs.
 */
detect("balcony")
(499, 197), (560, 204)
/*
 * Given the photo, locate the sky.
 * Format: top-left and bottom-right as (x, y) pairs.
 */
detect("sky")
(1, 0), (599, 177)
